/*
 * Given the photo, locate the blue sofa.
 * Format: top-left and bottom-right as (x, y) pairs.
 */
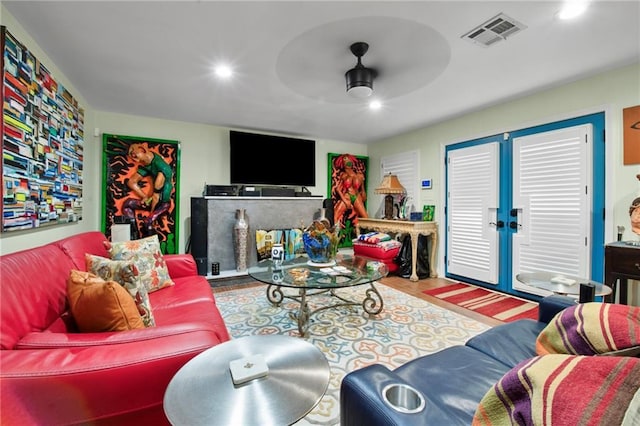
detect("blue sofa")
(340, 295), (575, 425)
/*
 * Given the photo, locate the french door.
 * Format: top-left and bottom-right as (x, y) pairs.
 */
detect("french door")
(447, 142), (500, 284)
(445, 113), (605, 297)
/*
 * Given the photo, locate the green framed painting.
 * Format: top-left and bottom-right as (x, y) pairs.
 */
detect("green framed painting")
(327, 153), (369, 247)
(102, 134), (180, 254)
(423, 204), (435, 221)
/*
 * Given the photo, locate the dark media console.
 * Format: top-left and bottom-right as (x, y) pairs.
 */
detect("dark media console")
(261, 187), (295, 197)
(204, 184), (318, 198)
(205, 185), (238, 196)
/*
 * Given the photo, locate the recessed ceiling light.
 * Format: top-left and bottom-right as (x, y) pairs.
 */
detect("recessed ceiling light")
(369, 100), (382, 110)
(214, 64), (233, 79)
(557, 1), (589, 20)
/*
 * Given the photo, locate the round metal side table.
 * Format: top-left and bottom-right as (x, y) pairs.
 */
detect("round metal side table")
(163, 335), (330, 425)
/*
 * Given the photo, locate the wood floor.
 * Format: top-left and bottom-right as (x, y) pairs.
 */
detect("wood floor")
(212, 274), (504, 327)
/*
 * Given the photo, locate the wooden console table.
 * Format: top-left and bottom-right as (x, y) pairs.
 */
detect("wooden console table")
(356, 218), (438, 281)
(604, 242), (640, 304)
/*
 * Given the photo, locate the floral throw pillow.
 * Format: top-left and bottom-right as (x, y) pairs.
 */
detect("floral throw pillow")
(107, 235), (175, 293)
(85, 254), (155, 327)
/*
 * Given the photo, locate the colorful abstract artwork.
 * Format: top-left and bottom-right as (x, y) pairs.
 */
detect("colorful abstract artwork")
(1, 27), (84, 232)
(102, 134), (180, 254)
(623, 105), (640, 165)
(327, 153), (368, 247)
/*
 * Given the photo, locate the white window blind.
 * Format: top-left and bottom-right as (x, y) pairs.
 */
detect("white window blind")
(380, 150), (419, 213)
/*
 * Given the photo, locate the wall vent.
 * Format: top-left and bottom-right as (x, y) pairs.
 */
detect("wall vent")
(462, 13), (527, 47)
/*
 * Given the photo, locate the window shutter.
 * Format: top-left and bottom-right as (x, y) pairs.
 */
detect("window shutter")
(447, 142), (500, 283)
(512, 125), (591, 283)
(380, 151), (419, 212)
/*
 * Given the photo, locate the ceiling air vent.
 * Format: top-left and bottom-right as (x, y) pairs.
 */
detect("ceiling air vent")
(462, 13), (527, 47)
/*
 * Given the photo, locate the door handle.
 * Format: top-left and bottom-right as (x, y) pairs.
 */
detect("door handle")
(489, 220), (505, 228)
(509, 221), (519, 229)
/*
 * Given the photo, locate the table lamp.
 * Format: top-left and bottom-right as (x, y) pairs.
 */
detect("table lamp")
(374, 173), (406, 220)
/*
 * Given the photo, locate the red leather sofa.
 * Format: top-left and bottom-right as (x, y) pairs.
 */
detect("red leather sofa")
(0, 231), (230, 425)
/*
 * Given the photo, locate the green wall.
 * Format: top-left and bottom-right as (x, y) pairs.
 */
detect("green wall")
(94, 111), (366, 254)
(0, 7), (99, 254)
(368, 63), (640, 242)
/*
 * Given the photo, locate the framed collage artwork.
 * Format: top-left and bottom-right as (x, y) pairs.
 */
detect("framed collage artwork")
(102, 134), (180, 254)
(1, 27), (84, 232)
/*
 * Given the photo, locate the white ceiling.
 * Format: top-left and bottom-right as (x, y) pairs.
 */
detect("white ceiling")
(4, 1), (639, 144)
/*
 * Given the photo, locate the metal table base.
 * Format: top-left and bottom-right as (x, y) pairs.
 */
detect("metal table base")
(266, 282), (384, 336)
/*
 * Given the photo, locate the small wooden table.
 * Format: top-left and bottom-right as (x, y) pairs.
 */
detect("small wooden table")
(604, 242), (640, 304)
(356, 218), (438, 281)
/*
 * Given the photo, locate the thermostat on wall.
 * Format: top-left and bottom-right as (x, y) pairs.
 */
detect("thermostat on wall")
(421, 179), (432, 189)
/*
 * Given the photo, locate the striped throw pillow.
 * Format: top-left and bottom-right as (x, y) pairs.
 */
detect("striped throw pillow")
(536, 302), (640, 356)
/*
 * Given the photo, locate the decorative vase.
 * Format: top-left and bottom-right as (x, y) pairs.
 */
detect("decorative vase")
(303, 216), (339, 265)
(233, 209), (249, 271)
(318, 207), (328, 222)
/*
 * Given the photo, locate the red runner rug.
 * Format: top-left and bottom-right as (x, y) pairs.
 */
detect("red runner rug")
(423, 283), (539, 322)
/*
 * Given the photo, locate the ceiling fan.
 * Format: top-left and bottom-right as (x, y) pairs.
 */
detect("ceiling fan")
(345, 42), (377, 98)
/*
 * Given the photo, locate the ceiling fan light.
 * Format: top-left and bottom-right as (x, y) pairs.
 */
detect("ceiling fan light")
(345, 67), (375, 98)
(348, 85), (373, 98)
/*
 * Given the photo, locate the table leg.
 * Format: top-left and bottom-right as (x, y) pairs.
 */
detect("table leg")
(295, 289), (310, 337)
(429, 230), (438, 278)
(266, 284), (284, 305)
(620, 278), (628, 305)
(362, 282), (384, 314)
(605, 280), (614, 303)
(409, 230), (419, 282)
(604, 267), (615, 303)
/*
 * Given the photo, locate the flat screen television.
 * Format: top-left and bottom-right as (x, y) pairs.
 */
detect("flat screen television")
(229, 130), (316, 187)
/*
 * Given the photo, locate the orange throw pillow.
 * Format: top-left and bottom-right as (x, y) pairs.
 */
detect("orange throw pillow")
(67, 270), (144, 332)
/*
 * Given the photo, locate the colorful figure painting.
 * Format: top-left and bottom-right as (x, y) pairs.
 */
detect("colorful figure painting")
(328, 153), (368, 247)
(102, 134), (180, 254)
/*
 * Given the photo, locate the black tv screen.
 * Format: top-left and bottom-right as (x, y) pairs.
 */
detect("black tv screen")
(230, 131), (316, 187)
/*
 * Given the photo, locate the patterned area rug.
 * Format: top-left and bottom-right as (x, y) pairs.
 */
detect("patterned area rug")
(423, 282), (539, 322)
(214, 282), (491, 425)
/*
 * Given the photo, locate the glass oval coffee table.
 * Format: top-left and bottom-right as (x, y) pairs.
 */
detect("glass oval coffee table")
(248, 253), (388, 337)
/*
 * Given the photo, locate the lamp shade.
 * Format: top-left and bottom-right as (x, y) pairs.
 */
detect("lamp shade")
(374, 174), (406, 195)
